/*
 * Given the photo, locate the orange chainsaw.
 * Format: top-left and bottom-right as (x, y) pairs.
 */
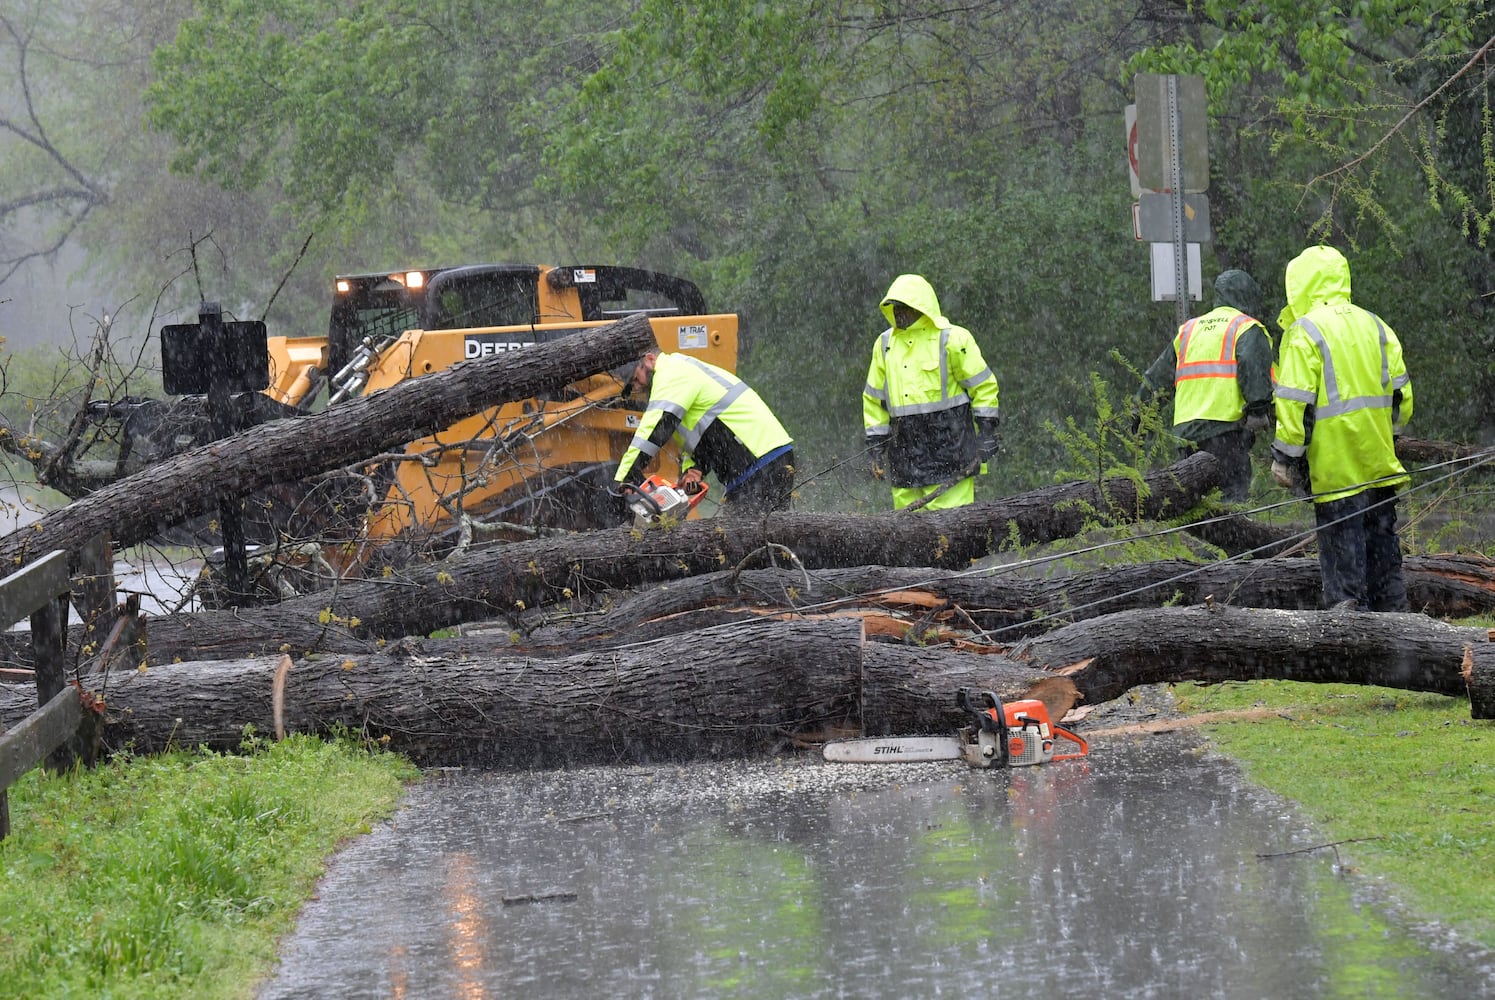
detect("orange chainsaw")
(822, 688), (1088, 768)
(619, 473), (708, 528)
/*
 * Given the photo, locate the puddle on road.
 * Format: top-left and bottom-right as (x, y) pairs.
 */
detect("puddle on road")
(263, 732), (1490, 999)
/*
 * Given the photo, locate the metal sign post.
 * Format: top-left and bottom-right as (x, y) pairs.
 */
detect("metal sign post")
(1132, 74), (1210, 317)
(1165, 76), (1189, 327)
(200, 302), (250, 603)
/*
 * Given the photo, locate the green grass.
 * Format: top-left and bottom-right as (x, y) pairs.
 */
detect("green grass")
(1176, 679), (1495, 949)
(0, 732), (418, 1000)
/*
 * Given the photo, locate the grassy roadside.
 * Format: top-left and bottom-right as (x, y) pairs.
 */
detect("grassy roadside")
(1176, 678), (1495, 951)
(0, 732), (419, 1000)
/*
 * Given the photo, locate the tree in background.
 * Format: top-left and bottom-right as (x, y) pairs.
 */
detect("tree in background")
(5, 1), (1492, 514)
(1130, 0), (1495, 437)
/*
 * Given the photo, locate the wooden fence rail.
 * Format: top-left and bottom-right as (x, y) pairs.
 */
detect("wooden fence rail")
(0, 549), (92, 840)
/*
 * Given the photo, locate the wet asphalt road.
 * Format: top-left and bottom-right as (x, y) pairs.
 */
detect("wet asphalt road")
(257, 721), (1494, 1000)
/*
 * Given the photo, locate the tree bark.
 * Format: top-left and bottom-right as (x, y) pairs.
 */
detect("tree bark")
(0, 315), (658, 567)
(7, 546), (1493, 674)
(1011, 605), (1490, 704)
(45, 450), (1224, 663)
(1464, 642), (1495, 719)
(3, 606), (1486, 766)
(170, 450), (1228, 647)
(507, 554), (1495, 651)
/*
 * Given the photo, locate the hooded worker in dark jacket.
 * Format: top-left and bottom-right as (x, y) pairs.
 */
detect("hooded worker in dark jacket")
(1138, 268), (1274, 501)
(862, 274), (1001, 510)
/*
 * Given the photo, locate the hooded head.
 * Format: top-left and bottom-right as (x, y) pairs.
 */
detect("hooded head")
(1212, 269), (1261, 317)
(1277, 246), (1352, 329)
(880, 274), (947, 331)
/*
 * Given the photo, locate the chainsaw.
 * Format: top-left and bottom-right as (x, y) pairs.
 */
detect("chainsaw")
(619, 473), (708, 528)
(822, 689), (1088, 768)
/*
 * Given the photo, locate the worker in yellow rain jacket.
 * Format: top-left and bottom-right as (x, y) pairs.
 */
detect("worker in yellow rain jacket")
(1270, 246), (1413, 611)
(1137, 269), (1274, 502)
(615, 350), (795, 516)
(862, 274), (1001, 511)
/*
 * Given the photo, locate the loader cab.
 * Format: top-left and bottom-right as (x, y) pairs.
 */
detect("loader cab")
(326, 263), (708, 381)
(327, 265), (541, 380)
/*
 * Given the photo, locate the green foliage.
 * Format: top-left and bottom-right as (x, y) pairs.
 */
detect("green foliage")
(0, 735), (417, 999)
(6, 0), (1495, 511)
(1176, 679), (1495, 949)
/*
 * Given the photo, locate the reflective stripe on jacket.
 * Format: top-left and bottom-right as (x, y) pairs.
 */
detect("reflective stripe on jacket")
(615, 352), (792, 486)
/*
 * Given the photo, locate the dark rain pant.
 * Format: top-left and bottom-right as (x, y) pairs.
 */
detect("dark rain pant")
(721, 450), (795, 516)
(1183, 427), (1254, 503)
(1313, 486), (1409, 612)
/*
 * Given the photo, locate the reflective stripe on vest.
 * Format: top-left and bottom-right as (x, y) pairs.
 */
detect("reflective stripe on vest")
(635, 353), (748, 452)
(1174, 313), (1252, 385)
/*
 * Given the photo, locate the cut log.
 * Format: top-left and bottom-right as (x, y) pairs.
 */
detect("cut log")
(4, 606), (1487, 766)
(1011, 605), (1488, 704)
(0, 315), (658, 567)
(6, 546), (1494, 672)
(7, 451), (1222, 664)
(1464, 640), (1495, 719)
(1395, 436), (1487, 466)
(1183, 513), (1301, 558)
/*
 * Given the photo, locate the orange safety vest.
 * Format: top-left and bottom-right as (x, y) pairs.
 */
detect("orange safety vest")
(1172, 309), (1259, 425)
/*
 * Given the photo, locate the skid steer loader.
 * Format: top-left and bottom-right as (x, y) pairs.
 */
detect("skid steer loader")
(67, 264), (737, 600)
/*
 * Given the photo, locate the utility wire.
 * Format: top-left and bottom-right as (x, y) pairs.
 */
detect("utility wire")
(609, 444), (1495, 651)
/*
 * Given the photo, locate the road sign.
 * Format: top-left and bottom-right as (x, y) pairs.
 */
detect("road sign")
(161, 317), (269, 395)
(1150, 242), (1202, 302)
(1126, 104), (1141, 198)
(1137, 191), (1211, 242)
(1134, 73), (1208, 193)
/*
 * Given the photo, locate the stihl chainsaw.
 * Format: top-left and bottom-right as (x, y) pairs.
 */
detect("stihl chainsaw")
(823, 689), (1088, 768)
(618, 473), (708, 528)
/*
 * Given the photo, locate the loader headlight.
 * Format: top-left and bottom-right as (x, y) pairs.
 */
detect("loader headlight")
(403, 270), (425, 289)
(335, 278), (351, 293)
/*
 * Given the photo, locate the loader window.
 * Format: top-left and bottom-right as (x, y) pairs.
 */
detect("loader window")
(555, 265), (706, 320)
(430, 272), (537, 330)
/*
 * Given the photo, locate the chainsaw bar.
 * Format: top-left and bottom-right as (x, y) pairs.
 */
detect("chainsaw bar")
(821, 736), (965, 763)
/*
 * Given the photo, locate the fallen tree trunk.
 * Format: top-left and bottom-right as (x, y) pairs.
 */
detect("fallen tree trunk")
(1396, 436), (1490, 466)
(1011, 605), (1490, 704)
(3, 607), (1486, 766)
(1183, 512), (1302, 559)
(506, 554), (1495, 651)
(141, 450), (1230, 650)
(0, 315), (658, 567)
(1465, 643), (1495, 719)
(7, 546), (1494, 672)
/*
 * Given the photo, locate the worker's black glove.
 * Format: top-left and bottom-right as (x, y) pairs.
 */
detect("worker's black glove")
(974, 417), (1000, 463)
(1244, 403), (1271, 433)
(1270, 448), (1310, 496)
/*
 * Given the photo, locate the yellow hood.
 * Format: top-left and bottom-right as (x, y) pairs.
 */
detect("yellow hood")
(1278, 245), (1352, 329)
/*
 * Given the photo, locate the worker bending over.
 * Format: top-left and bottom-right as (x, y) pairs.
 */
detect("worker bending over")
(615, 350), (795, 516)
